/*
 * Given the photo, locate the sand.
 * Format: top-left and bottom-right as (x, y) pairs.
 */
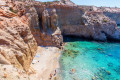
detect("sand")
(0, 46), (61, 80)
(29, 46), (61, 80)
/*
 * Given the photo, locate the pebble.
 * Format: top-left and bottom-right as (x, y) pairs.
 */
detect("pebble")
(4, 73), (7, 78)
(92, 77), (96, 80)
(32, 60), (38, 64)
(106, 71), (111, 75)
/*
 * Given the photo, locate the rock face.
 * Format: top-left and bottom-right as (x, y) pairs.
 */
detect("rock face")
(59, 7), (120, 40)
(0, 0), (37, 71)
(60, 0), (76, 6)
(79, 6), (120, 25)
(34, 2), (120, 41)
(1, 0), (120, 72)
(12, 0), (35, 1)
(98, 7), (120, 25)
(32, 3), (63, 47)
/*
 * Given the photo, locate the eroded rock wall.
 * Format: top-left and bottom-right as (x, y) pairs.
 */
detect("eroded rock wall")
(34, 2), (120, 41)
(98, 7), (120, 25)
(0, 0), (37, 71)
(0, 0), (120, 72)
(32, 2), (63, 47)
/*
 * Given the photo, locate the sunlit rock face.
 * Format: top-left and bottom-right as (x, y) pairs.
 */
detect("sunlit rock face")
(60, 0), (76, 6)
(31, 2), (64, 48)
(98, 7), (120, 25)
(58, 6), (120, 41)
(34, 1), (120, 41)
(79, 6), (120, 25)
(0, 0), (37, 72)
(12, 0), (35, 1)
(0, 0), (120, 72)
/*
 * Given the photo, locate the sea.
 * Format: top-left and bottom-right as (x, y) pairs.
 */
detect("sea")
(60, 35), (120, 80)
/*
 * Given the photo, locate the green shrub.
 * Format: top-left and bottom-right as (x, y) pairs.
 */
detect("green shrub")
(9, 7), (18, 14)
(103, 19), (108, 23)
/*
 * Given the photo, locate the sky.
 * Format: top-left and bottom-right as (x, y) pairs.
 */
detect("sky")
(35, 0), (120, 8)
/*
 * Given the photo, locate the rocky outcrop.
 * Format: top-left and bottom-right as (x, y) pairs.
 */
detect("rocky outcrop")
(34, 1), (120, 41)
(1, 0), (120, 72)
(12, 0), (35, 1)
(98, 7), (120, 25)
(32, 3), (63, 47)
(60, 0), (76, 6)
(78, 6), (120, 25)
(0, 0), (37, 72)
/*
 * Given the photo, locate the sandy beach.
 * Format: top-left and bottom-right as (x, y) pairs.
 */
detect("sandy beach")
(29, 46), (61, 80)
(0, 46), (61, 80)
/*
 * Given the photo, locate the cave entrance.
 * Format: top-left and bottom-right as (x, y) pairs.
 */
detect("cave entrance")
(63, 35), (93, 42)
(117, 24), (120, 28)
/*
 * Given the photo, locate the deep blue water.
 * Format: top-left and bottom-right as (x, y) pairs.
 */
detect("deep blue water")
(60, 37), (120, 80)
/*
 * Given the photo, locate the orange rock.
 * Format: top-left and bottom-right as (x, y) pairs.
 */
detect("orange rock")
(4, 74), (7, 78)
(72, 69), (76, 73)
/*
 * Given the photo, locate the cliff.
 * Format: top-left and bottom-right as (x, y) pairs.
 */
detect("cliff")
(60, 0), (76, 6)
(0, 0), (64, 73)
(79, 6), (120, 25)
(0, 0), (120, 75)
(33, 2), (120, 41)
(99, 7), (120, 25)
(0, 0), (38, 72)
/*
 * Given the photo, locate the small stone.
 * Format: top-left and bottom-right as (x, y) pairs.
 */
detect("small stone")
(106, 71), (111, 75)
(3, 68), (6, 71)
(92, 76), (96, 80)
(97, 48), (102, 50)
(72, 69), (76, 73)
(54, 77), (57, 80)
(4, 73), (7, 78)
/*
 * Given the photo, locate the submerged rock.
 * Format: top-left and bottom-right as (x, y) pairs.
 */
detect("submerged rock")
(106, 71), (111, 75)
(63, 49), (79, 58)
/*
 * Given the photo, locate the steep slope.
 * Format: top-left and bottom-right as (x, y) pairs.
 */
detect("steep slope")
(98, 7), (120, 25)
(0, 0), (120, 73)
(34, 2), (120, 41)
(0, 0), (37, 72)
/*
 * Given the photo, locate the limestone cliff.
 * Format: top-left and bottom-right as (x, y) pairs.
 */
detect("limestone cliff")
(98, 7), (120, 25)
(0, 0), (37, 72)
(0, 0), (120, 73)
(78, 6), (120, 25)
(34, 2), (120, 41)
(60, 0), (76, 6)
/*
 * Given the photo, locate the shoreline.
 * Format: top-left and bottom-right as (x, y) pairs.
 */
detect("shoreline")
(29, 46), (62, 80)
(0, 46), (62, 80)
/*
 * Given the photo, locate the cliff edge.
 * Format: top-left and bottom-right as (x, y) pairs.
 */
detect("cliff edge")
(0, 0), (37, 72)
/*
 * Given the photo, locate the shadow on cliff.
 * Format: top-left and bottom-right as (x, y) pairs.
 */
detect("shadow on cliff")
(63, 35), (120, 44)
(63, 35), (94, 42)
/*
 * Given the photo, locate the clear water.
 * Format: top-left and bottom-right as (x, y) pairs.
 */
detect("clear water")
(60, 37), (120, 80)
(118, 25), (120, 28)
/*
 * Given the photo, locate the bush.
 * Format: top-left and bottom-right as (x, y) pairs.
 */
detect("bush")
(103, 19), (108, 23)
(9, 7), (18, 14)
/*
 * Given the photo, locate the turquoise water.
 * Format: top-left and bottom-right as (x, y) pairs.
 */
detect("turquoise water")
(118, 25), (120, 28)
(60, 37), (120, 80)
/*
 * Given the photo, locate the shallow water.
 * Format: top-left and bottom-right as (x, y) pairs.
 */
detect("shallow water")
(60, 37), (120, 80)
